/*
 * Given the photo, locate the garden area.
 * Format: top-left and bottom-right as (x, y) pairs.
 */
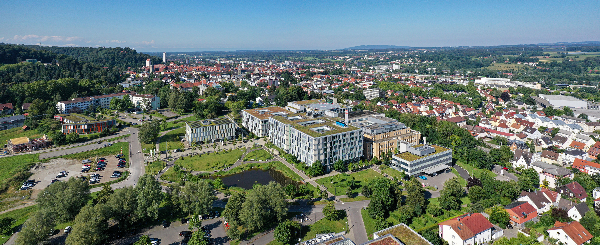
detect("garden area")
(174, 148), (245, 171)
(315, 169), (383, 197)
(145, 161), (166, 176)
(243, 149), (273, 161)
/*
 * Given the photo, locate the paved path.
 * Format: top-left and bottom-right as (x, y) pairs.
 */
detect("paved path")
(453, 164), (471, 180)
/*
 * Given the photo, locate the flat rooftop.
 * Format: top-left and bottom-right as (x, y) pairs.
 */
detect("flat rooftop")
(539, 94), (585, 102)
(373, 224), (432, 245)
(187, 117), (233, 128)
(243, 106), (288, 120)
(394, 144), (450, 162)
(272, 113), (360, 137)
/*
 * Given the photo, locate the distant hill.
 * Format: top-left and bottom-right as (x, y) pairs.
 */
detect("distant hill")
(344, 45), (410, 50)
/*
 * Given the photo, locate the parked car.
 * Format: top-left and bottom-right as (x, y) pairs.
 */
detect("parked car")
(111, 171), (121, 178)
(179, 231), (192, 237)
(150, 238), (159, 245)
(162, 220), (169, 228)
(64, 226), (72, 233)
(56, 171), (67, 178)
(82, 159), (92, 164)
(51, 179), (59, 184)
(115, 154), (122, 158)
(98, 158), (106, 161)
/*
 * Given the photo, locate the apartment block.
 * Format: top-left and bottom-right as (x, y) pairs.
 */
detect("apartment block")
(56, 92), (160, 113)
(363, 88), (383, 100)
(54, 114), (116, 134)
(185, 117), (236, 143)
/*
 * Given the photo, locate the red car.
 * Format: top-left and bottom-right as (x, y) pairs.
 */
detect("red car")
(502, 167), (508, 170)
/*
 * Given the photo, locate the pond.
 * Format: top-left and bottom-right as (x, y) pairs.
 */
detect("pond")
(219, 168), (298, 189)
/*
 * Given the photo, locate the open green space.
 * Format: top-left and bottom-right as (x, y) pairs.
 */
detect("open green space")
(0, 205), (38, 244)
(61, 142), (129, 163)
(158, 127), (185, 151)
(243, 149), (272, 161)
(213, 161), (303, 182)
(175, 148), (244, 171)
(159, 167), (185, 182)
(455, 161), (495, 179)
(450, 168), (467, 186)
(0, 154), (40, 190)
(301, 215), (348, 241)
(381, 166), (405, 180)
(316, 169), (383, 196)
(0, 127), (42, 146)
(145, 161), (166, 176)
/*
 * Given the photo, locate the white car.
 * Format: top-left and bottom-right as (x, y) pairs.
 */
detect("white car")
(64, 226), (72, 233)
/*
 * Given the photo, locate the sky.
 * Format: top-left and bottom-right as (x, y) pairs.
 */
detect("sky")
(1, 0), (599, 52)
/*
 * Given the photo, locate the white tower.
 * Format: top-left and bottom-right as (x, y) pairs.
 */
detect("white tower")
(162, 52), (166, 63)
(146, 59), (152, 68)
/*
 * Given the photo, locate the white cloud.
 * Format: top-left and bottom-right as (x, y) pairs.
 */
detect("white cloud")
(9, 35), (84, 45)
(140, 40), (155, 45)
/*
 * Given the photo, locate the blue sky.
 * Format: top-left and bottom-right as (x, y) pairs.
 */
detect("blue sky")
(1, 0), (599, 51)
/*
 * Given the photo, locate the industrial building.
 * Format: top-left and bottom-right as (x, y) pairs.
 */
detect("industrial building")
(185, 117), (236, 143)
(391, 141), (452, 176)
(537, 94), (588, 109)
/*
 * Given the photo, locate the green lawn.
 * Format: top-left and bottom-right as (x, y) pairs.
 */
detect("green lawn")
(381, 166), (405, 180)
(160, 167), (186, 182)
(213, 161), (303, 182)
(0, 154), (39, 189)
(0, 127), (41, 146)
(175, 149), (244, 171)
(158, 127), (185, 151)
(243, 149), (272, 161)
(340, 196), (370, 202)
(0, 205), (38, 244)
(146, 161), (166, 176)
(301, 216), (348, 241)
(455, 161), (496, 179)
(142, 142), (155, 153)
(316, 169), (383, 196)
(361, 209), (377, 240)
(450, 168), (467, 186)
(61, 142), (130, 163)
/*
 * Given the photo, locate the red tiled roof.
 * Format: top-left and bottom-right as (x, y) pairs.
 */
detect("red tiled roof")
(438, 213), (493, 241)
(570, 141), (586, 150)
(573, 158), (600, 172)
(548, 221), (593, 245)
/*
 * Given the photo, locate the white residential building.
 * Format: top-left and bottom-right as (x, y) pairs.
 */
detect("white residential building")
(185, 118), (236, 143)
(391, 142), (452, 176)
(547, 221), (593, 245)
(438, 213), (496, 245)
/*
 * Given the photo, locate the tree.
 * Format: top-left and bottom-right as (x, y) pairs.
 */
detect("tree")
(106, 187), (138, 230)
(500, 92), (510, 102)
(36, 177), (90, 223)
(333, 160), (346, 172)
(223, 192), (245, 227)
(134, 235), (152, 245)
(466, 177), (482, 188)
(94, 183), (114, 205)
(367, 178), (397, 219)
(0, 217), (14, 235)
(66, 204), (110, 245)
(307, 161), (324, 177)
(467, 185), (486, 203)
(274, 220), (301, 244)
(439, 177), (464, 211)
(239, 182), (288, 232)
(580, 211), (600, 237)
(138, 120), (161, 144)
(66, 132), (80, 144)
(177, 180), (217, 216)
(563, 106), (574, 117)
(15, 211), (54, 245)
(518, 168), (539, 191)
(135, 174), (163, 221)
(488, 206), (510, 228)
(187, 230), (209, 245)
(426, 203), (443, 217)
(551, 207), (570, 222)
(323, 201), (339, 220)
(50, 130), (67, 146)
(578, 113), (589, 121)
(404, 177), (426, 215)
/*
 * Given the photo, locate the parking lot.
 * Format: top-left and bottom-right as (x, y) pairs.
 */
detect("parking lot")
(28, 155), (129, 189)
(414, 170), (456, 198)
(112, 218), (228, 245)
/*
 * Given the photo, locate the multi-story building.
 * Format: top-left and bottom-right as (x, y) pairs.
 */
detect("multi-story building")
(268, 111), (363, 168)
(391, 142), (452, 176)
(363, 88), (383, 100)
(0, 115), (25, 131)
(54, 114), (115, 134)
(438, 213), (498, 245)
(56, 92), (160, 113)
(241, 107), (289, 137)
(348, 111), (421, 159)
(185, 117), (236, 143)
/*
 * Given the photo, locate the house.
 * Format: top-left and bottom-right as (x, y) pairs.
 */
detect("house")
(534, 137), (552, 152)
(583, 121), (600, 132)
(512, 149), (533, 169)
(541, 150), (559, 165)
(0, 103), (14, 115)
(518, 189), (560, 214)
(560, 149), (587, 166)
(445, 116), (467, 127)
(531, 161), (572, 188)
(438, 213), (496, 245)
(587, 142), (600, 159)
(547, 221), (593, 245)
(573, 158), (600, 176)
(0, 115), (26, 131)
(552, 135), (570, 149)
(504, 201), (538, 228)
(567, 203), (590, 221)
(522, 127), (542, 139)
(556, 182), (588, 202)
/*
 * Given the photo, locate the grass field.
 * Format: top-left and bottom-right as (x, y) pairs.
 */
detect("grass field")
(160, 167), (186, 182)
(158, 127), (185, 151)
(213, 161), (303, 182)
(243, 149), (272, 161)
(145, 161), (166, 176)
(316, 169), (383, 196)
(486, 63), (527, 71)
(455, 161), (496, 179)
(0, 127), (41, 146)
(0, 205), (38, 244)
(0, 154), (40, 188)
(175, 149), (244, 171)
(381, 166), (404, 180)
(301, 215), (348, 241)
(61, 142), (129, 163)
(361, 209), (377, 240)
